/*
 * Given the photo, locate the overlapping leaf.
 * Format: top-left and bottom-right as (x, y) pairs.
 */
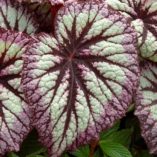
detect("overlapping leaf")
(21, 1), (52, 32)
(0, 0), (38, 34)
(106, 0), (157, 62)
(135, 61), (157, 154)
(0, 29), (31, 155)
(22, 1), (139, 156)
(105, 1), (157, 154)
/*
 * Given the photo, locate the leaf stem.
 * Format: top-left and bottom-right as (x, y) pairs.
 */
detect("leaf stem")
(89, 140), (99, 157)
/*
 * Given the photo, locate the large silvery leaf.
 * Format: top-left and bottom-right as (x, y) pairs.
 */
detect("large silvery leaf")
(106, 0), (157, 62)
(0, 29), (31, 155)
(22, 1), (139, 157)
(0, 0), (38, 34)
(135, 61), (157, 154)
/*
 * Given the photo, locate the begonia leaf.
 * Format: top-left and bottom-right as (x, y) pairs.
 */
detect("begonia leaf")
(22, 1), (139, 157)
(0, 29), (31, 155)
(0, 0), (38, 34)
(106, 0), (157, 62)
(135, 61), (157, 154)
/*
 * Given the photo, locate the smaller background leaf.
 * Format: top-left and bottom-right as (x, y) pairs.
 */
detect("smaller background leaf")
(71, 145), (90, 157)
(7, 152), (19, 157)
(101, 129), (133, 147)
(62, 154), (70, 157)
(94, 148), (104, 157)
(100, 141), (132, 157)
(100, 121), (120, 140)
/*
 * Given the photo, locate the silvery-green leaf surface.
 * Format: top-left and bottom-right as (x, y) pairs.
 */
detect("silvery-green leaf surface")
(106, 0), (157, 62)
(22, 1), (139, 157)
(0, 29), (31, 155)
(0, 0), (39, 34)
(135, 61), (157, 154)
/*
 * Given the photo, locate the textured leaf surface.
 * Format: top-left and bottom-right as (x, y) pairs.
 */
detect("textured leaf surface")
(100, 141), (132, 157)
(106, 0), (157, 62)
(22, 1), (139, 157)
(0, 29), (31, 155)
(71, 145), (89, 157)
(101, 129), (132, 147)
(135, 61), (157, 154)
(0, 0), (38, 34)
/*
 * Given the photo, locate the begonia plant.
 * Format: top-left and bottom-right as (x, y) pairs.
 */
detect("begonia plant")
(0, 0), (156, 157)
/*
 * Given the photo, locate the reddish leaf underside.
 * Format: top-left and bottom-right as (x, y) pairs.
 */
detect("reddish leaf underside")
(22, 1), (139, 157)
(106, 0), (157, 62)
(0, 0), (38, 34)
(135, 61), (157, 154)
(0, 29), (31, 155)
